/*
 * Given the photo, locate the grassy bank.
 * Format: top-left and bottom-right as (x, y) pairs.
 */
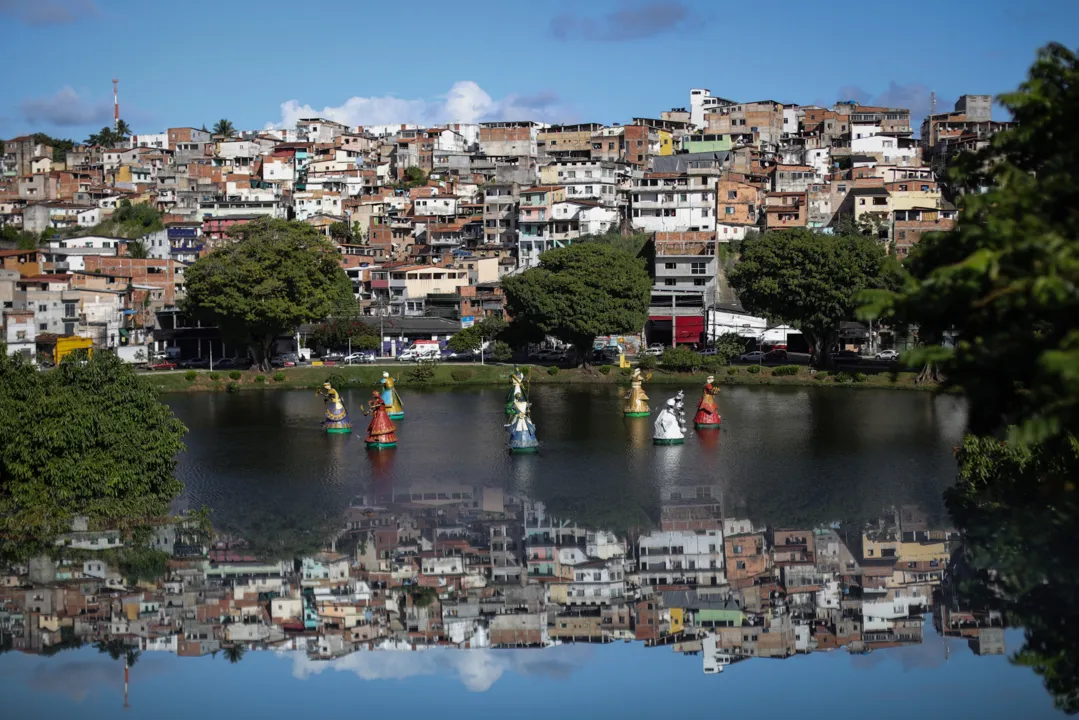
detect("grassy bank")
(149, 363), (934, 394)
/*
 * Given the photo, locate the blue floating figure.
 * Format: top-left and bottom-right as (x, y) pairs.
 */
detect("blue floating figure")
(506, 396), (538, 454)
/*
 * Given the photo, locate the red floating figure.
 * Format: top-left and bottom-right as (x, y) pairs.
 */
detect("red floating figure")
(693, 375), (722, 428)
(363, 391), (398, 449)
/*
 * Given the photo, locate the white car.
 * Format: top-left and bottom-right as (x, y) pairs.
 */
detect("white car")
(875, 349), (900, 361)
(344, 352), (375, 364)
(738, 351), (765, 362)
(646, 344), (665, 356)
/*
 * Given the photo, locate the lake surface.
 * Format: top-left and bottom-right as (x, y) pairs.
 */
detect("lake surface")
(0, 385), (1063, 718)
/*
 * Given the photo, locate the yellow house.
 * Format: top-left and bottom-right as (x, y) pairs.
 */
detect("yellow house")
(886, 183), (942, 212)
(657, 129), (674, 156)
(669, 607), (685, 634)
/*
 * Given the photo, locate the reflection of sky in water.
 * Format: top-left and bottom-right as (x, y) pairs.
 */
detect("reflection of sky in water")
(1, 622), (1059, 719)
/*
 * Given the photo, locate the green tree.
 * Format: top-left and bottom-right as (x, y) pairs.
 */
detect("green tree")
(328, 221), (352, 242)
(447, 316), (507, 354)
(0, 351), (187, 545)
(126, 239), (149, 259)
(660, 345), (701, 372)
(112, 200), (164, 237)
(30, 132), (75, 163)
(115, 119), (131, 139)
(860, 43), (1079, 712)
(222, 644), (246, 664)
(503, 243), (651, 365)
(730, 229), (900, 368)
(489, 340), (512, 363)
(403, 166), (427, 187)
(311, 317), (379, 351)
(213, 119), (235, 138)
(580, 230), (652, 257)
(182, 218), (354, 371)
(710, 332), (747, 365)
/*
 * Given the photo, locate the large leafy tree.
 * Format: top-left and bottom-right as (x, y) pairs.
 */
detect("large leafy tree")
(182, 218), (354, 370)
(730, 229), (901, 368)
(0, 351), (187, 546)
(502, 243), (651, 364)
(115, 119), (131, 139)
(861, 43), (1079, 712)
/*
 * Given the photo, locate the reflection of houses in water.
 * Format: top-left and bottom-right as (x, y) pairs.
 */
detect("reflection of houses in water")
(0, 501), (1006, 680)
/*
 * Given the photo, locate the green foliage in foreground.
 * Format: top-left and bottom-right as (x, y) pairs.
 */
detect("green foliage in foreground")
(0, 351), (187, 544)
(859, 44), (1079, 712)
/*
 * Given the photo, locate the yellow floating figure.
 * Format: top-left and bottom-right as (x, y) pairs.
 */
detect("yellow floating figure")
(317, 382), (351, 433)
(381, 371), (404, 420)
(623, 367), (651, 417)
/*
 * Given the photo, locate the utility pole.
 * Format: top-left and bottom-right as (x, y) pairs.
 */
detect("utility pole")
(113, 78), (119, 132)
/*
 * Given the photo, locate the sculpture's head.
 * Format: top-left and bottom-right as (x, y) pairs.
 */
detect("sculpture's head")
(632, 368), (641, 378)
(666, 398), (676, 407)
(382, 371), (389, 378)
(707, 375), (714, 383)
(371, 390), (380, 399)
(322, 382), (333, 391)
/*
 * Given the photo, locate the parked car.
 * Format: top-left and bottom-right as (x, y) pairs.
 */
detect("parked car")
(322, 352), (345, 362)
(738, 350), (765, 362)
(149, 361), (176, 371)
(699, 347), (718, 357)
(764, 348), (788, 362)
(271, 353), (302, 368)
(834, 349), (862, 362)
(875, 349), (899, 361)
(344, 352), (375, 364)
(646, 343), (665, 356)
(533, 348), (565, 362)
(179, 357), (209, 369)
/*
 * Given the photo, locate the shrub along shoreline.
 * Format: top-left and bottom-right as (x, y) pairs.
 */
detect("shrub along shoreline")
(150, 362), (935, 394)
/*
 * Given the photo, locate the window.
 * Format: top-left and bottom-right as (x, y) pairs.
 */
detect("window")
(39, 323), (48, 331)
(38, 304), (47, 313)
(664, 262), (676, 269)
(664, 279), (677, 286)
(921, 184), (930, 192)
(691, 262), (706, 275)
(898, 184), (908, 191)
(679, 194), (687, 202)
(693, 278), (707, 286)
(725, 206), (735, 215)
(736, 561), (746, 570)
(728, 190), (737, 200)
(898, 231), (907, 239)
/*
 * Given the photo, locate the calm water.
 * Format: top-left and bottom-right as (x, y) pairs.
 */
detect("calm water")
(0, 385), (1062, 718)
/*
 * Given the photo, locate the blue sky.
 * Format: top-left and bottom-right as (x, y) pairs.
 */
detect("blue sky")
(0, 626), (1063, 719)
(1, 0), (1077, 140)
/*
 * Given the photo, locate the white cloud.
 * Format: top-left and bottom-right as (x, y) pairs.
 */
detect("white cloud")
(268, 81), (574, 129)
(287, 645), (592, 692)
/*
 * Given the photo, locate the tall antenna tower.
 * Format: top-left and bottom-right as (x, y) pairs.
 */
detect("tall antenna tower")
(113, 78), (119, 131)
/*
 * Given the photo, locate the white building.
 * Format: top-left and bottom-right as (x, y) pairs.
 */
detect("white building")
(130, 132), (168, 149)
(690, 89), (734, 130)
(702, 633), (733, 674)
(630, 174), (716, 233)
(638, 529), (725, 587)
(567, 559), (625, 606)
(2, 309), (36, 362)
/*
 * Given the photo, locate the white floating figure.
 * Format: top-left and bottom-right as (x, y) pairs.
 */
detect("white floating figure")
(653, 397), (686, 445)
